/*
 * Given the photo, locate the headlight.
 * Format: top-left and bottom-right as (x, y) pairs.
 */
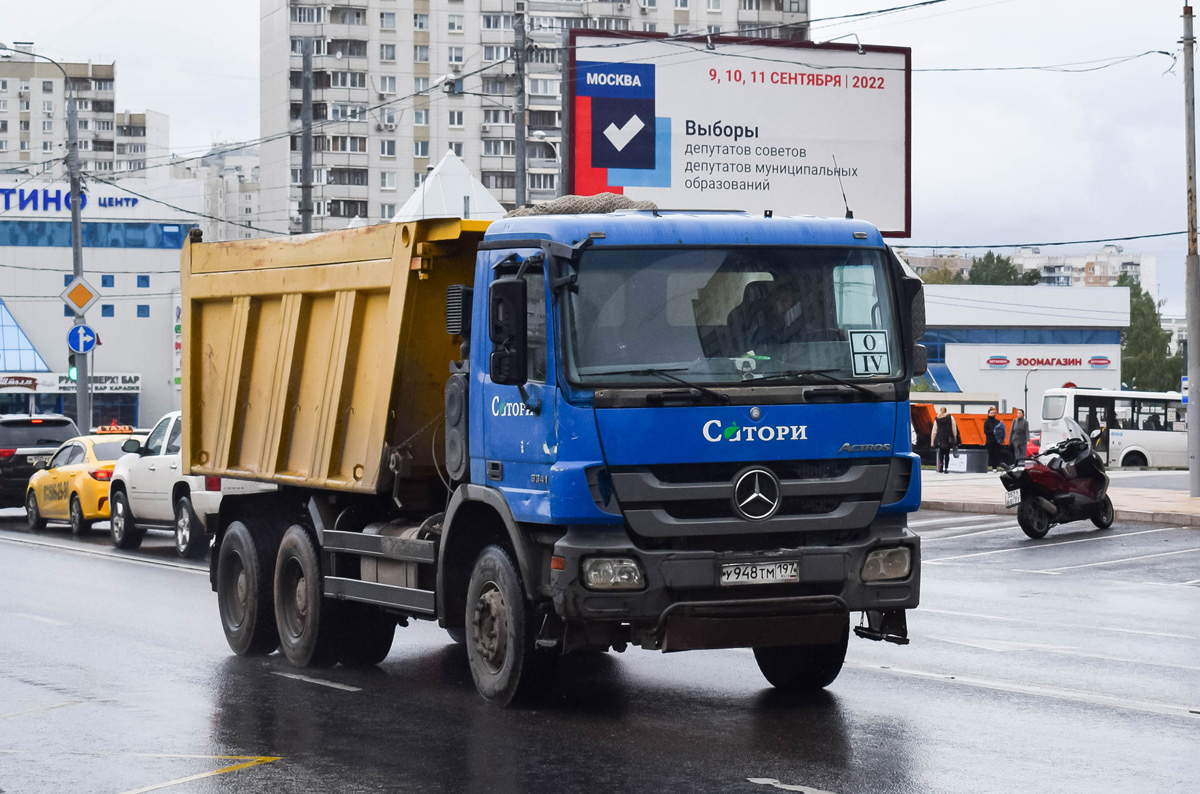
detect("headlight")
(862, 547), (911, 582)
(581, 557), (644, 590)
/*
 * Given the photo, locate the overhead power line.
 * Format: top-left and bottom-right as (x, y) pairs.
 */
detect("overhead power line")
(902, 231), (1187, 249)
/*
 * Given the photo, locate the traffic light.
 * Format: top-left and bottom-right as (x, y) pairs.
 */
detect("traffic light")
(67, 353), (78, 382)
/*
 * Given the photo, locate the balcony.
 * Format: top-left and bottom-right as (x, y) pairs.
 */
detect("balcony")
(481, 122), (514, 138)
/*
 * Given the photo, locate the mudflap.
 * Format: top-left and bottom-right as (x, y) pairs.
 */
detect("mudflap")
(854, 609), (910, 645)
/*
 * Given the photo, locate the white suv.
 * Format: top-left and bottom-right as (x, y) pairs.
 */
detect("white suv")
(109, 411), (269, 558)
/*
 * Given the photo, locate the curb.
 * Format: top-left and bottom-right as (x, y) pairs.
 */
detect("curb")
(921, 499), (1200, 527)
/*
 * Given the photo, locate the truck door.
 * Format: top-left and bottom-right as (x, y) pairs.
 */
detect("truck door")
(476, 258), (557, 523)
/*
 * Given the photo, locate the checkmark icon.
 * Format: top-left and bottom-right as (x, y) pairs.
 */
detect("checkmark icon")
(603, 114), (645, 152)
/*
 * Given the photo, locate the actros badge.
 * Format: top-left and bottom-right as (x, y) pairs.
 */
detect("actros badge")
(732, 467), (781, 521)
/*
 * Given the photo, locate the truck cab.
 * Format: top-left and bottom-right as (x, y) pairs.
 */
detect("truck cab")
(452, 211), (924, 661)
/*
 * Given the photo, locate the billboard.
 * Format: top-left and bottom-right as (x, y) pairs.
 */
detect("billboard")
(567, 32), (911, 235)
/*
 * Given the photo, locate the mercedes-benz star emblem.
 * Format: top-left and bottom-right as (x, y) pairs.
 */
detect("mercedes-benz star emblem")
(732, 467), (781, 521)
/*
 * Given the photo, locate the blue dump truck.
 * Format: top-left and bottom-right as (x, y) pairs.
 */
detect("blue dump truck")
(181, 207), (925, 706)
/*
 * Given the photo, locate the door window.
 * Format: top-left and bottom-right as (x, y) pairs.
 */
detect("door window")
(165, 419), (181, 454)
(144, 417), (171, 454)
(67, 445), (87, 465)
(49, 445), (75, 469)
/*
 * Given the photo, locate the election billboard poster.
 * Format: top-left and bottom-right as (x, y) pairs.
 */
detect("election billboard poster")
(567, 32), (911, 236)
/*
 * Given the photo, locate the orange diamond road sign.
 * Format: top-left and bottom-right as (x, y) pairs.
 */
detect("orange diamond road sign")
(60, 276), (100, 316)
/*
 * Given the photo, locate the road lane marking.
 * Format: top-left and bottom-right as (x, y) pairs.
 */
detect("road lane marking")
(0, 535), (205, 574)
(844, 661), (1200, 720)
(747, 778), (838, 793)
(910, 515), (1013, 528)
(925, 527), (1182, 563)
(925, 523), (1020, 541)
(0, 700), (86, 721)
(919, 608), (1200, 640)
(11, 612), (69, 626)
(115, 756), (281, 794)
(271, 672), (362, 692)
(1179, 578), (1200, 585)
(923, 635), (1200, 672)
(1033, 546), (1200, 573)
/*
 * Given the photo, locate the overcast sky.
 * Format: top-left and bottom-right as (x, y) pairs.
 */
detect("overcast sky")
(3, 0), (1193, 311)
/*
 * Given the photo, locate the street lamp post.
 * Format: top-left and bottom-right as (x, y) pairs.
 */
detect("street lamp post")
(0, 44), (89, 428)
(1024, 368), (1039, 417)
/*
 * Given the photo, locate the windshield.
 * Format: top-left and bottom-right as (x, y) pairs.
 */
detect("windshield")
(563, 247), (902, 386)
(1042, 395), (1066, 421)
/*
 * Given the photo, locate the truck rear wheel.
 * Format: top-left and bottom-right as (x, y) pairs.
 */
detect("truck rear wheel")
(753, 614), (849, 691)
(274, 525), (341, 668)
(465, 545), (556, 706)
(217, 520), (280, 656)
(338, 604), (397, 667)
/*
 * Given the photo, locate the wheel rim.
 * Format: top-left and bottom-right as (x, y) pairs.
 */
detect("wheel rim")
(220, 550), (248, 630)
(279, 556), (308, 640)
(175, 506), (190, 551)
(112, 498), (126, 541)
(71, 499), (81, 529)
(26, 492), (38, 525)
(472, 580), (509, 675)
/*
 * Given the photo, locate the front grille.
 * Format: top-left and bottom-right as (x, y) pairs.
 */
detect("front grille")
(636, 527), (870, 553)
(609, 458), (893, 541)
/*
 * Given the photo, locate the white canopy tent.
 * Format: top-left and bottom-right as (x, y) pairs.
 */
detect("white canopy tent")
(393, 151), (507, 222)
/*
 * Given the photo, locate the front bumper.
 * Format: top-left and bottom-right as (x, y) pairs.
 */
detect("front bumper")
(550, 515), (919, 649)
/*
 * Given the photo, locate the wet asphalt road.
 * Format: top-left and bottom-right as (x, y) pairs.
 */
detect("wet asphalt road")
(1, 508), (1198, 794)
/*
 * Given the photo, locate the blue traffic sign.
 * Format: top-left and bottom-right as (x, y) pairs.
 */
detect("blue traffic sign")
(67, 324), (97, 355)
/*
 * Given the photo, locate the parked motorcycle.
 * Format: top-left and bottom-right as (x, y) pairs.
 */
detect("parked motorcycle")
(999, 419), (1113, 539)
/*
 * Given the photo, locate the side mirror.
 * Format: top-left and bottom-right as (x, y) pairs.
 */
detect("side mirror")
(912, 344), (928, 377)
(489, 276), (528, 386)
(121, 438), (142, 454)
(34, 460), (48, 471)
(1090, 428), (1102, 440)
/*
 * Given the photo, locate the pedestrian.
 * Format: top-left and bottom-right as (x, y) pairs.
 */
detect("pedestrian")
(1009, 408), (1030, 464)
(931, 406), (959, 474)
(983, 407), (1004, 471)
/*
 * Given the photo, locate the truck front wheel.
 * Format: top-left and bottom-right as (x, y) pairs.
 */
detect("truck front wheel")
(217, 520), (280, 656)
(274, 525), (341, 667)
(753, 614), (849, 691)
(465, 545), (556, 706)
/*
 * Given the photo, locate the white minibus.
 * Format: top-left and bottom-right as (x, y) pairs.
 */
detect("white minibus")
(1040, 387), (1186, 468)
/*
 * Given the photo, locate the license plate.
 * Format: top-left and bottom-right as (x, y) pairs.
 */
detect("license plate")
(26, 455), (50, 466)
(1005, 489), (1021, 508)
(720, 561), (799, 586)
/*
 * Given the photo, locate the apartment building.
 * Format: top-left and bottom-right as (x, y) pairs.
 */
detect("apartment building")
(0, 42), (167, 179)
(259, 0), (810, 233)
(1011, 245), (1158, 301)
(171, 147), (265, 242)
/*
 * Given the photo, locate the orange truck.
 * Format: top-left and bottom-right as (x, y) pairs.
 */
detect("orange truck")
(911, 403), (1015, 467)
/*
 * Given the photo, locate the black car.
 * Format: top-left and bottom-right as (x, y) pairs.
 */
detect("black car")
(0, 415), (80, 509)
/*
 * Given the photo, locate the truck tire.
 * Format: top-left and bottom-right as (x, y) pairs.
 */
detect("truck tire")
(174, 495), (206, 559)
(26, 490), (45, 532)
(109, 490), (145, 550)
(274, 525), (341, 668)
(446, 627), (466, 645)
(217, 520), (281, 656)
(753, 614), (849, 691)
(465, 545), (557, 706)
(338, 604), (397, 667)
(69, 495), (92, 536)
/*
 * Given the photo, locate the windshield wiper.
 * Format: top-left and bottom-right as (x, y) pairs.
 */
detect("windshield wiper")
(605, 368), (730, 405)
(751, 368), (878, 400)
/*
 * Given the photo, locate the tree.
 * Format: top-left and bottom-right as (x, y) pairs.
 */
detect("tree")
(1117, 274), (1182, 391)
(920, 267), (966, 285)
(968, 251), (1043, 286)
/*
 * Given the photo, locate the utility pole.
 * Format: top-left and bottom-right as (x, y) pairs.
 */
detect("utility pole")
(513, 1), (527, 208)
(299, 37), (314, 234)
(1184, 6), (1200, 496)
(66, 73), (89, 429)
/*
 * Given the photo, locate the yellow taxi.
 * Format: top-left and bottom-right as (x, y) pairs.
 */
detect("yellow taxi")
(26, 426), (143, 536)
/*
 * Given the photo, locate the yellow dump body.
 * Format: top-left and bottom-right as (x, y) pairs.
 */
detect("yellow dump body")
(181, 218), (489, 494)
